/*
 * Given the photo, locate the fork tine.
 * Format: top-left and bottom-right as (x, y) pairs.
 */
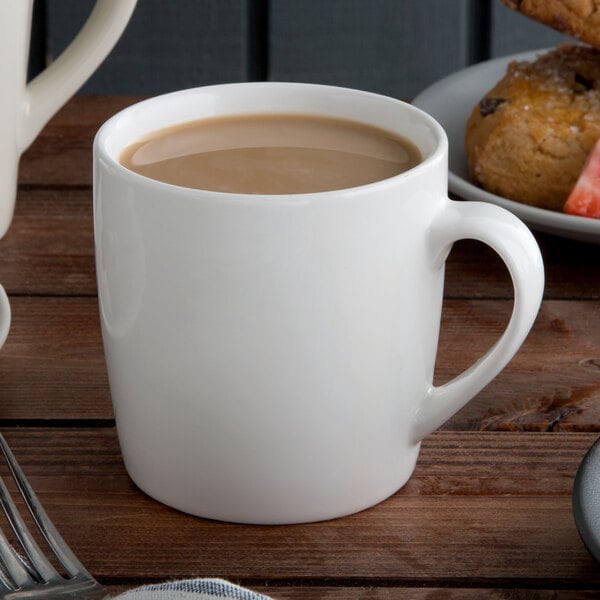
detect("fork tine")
(0, 526), (33, 589)
(0, 562), (16, 594)
(0, 470), (59, 585)
(0, 436), (109, 600)
(0, 435), (89, 581)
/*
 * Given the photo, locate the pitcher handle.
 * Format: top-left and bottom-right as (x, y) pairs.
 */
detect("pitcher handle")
(0, 285), (11, 350)
(19, 0), (137, 150)
(411, 200), (544, 443)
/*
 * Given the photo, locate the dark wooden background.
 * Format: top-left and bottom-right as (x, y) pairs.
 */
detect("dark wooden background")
(29, 0), (575, 99)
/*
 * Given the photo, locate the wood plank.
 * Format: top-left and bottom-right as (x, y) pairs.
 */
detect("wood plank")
(45, 0), (251, 95)
(2, 186), (599, 300)
(269, 0), (471, 99)
(437, 298), (600, 431)
(445, 235), (600, 301)
(0, 429), (595, 585)
(0, 189), (96, 296)
(0, 296), (598, 430)
(89, 493), (586, 581)
(19, 96), (141, 187)
(0, 297), (110, 421)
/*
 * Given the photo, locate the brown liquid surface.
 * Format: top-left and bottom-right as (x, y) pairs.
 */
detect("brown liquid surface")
(120, 113), (422, 194)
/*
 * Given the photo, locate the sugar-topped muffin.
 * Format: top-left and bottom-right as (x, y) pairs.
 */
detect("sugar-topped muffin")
(465, 43), (600, 211)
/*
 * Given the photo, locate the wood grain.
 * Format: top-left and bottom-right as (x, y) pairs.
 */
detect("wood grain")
(0, 189), (96, 296)
(0, 429), (594, 587)
(437, 298), (600, 431)
(0, 297), (109, 421)
(0, 295), (598, 429)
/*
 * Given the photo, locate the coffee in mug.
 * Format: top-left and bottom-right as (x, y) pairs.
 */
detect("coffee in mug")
(119, 114), (422, 194)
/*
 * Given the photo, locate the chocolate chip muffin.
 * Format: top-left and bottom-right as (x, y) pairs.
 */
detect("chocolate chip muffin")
(465, 43), (600, 211)
(501, 0), (600, 50)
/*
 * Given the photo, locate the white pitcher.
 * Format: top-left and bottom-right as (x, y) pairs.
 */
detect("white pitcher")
(0, 0), (137, 240)
(0, 286), (8, 352)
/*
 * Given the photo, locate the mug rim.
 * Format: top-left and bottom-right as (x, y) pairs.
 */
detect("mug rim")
(94, 81), (448, 201)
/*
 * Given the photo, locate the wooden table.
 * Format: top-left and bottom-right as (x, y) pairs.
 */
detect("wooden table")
(0, 96), (599, 598)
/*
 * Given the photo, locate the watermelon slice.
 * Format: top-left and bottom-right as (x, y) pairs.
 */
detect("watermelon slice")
(564, 138), (600, 219)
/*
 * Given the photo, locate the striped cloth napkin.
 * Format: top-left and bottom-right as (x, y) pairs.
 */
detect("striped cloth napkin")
(116, 578), (273, 599)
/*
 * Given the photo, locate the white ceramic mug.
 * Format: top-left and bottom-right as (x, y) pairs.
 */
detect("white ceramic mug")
(94, 83), (545, 524)
(0, 0), (137, 240)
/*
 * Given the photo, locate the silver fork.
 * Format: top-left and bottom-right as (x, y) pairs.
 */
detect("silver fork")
(0, 434), (110, 599)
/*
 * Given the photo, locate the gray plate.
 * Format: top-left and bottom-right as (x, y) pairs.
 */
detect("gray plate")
(573, 436), (600, 562)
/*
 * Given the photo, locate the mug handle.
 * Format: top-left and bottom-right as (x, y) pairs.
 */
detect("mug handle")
(0, 285), (11, 350)
(411, 199), (545, 443)
(19, 0), (137, 151)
